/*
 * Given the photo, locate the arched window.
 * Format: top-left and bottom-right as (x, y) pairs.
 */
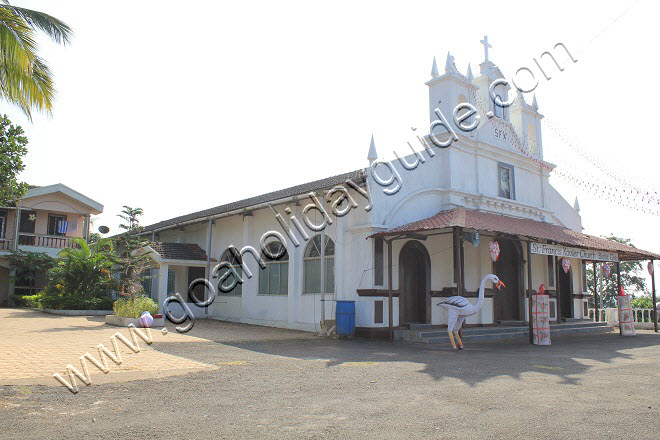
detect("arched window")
(527, 122), (537, 156)
(218, 248), (242, 296)
(259, 241), (289, 295)
(456, 94), (469, 120)
(494, 94), (503, 118)
(303, 235), (335, 294)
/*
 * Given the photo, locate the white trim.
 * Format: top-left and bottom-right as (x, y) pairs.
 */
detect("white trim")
(23, 184), (103, 214)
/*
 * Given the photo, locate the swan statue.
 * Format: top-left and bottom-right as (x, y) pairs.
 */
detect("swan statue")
(437, 274), (504, 350)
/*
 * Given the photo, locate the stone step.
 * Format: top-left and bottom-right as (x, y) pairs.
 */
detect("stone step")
(420, 324), (610, 344)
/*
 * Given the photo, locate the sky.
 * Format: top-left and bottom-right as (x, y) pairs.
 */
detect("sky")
(6, 0), (660, 280)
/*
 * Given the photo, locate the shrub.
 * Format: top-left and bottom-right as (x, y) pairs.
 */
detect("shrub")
(12, 293), (43, 308)
(39, 290), (114, 310)
(113, 296), (159, 318)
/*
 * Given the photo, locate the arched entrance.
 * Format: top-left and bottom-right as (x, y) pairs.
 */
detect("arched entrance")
(493, 238), (523, 322)
(398, 240), (431, 325)
(558, 265), (573, 319)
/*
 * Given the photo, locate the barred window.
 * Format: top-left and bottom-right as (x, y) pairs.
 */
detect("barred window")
(218, 248), (243, 296)
(259, 241), (289, 295)
(303, 235), (335, 294)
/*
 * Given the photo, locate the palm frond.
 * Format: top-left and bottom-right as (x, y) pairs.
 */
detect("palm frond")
(0, 1), (72, 45)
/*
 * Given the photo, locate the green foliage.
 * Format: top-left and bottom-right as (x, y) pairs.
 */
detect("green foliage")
(39, 237), (117, 310)
(587, 236), (648, 308)
(8, 249), (55, 293)
(12, 292), (42, 308)
(0, 2), (72, 119)
(631, 295), (653, 309)
(114, 206), (157, 301)
(113, 296), (159, 318)
(0, 115), (28, 206)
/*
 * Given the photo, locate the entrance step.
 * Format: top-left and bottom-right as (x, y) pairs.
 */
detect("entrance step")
(394, 321), (611, 344)
(408, 323), (434, 330)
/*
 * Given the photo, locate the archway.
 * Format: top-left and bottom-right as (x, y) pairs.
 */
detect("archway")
(493, 238), (523, 322)
(558, 265), (573, 319)
(398, 240), (431, 325)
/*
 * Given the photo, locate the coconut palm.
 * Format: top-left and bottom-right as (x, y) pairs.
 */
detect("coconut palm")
(0, 1), (72, 119)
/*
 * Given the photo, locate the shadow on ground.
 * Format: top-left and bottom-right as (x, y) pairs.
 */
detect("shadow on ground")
(151, 320), (660, 387)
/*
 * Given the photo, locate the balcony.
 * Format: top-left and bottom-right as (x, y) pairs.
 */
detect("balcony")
(18, 233), (81, 250)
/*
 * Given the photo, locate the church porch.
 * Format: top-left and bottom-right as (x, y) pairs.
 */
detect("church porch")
(366, 207), (660, 342)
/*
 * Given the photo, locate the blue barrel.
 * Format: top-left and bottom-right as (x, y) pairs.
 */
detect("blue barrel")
(336, 301), (356, 337)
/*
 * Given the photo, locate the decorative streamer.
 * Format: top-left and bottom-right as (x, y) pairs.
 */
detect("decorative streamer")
(489, 241), (500, 262)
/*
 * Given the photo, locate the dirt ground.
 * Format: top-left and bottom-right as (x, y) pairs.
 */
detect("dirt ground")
(0, 310), (659, 439)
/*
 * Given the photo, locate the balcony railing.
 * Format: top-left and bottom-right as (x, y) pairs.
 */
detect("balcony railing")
(589, 307), (659, 330)
(0, 238), (13, 251)
(17, 233), (81, 249)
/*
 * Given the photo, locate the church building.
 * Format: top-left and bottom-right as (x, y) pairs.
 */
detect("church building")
(140, 40), (658, 340)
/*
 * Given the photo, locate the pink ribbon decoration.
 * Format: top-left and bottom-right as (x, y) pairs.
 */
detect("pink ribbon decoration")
(649, 261), (654, 276)
(561, 258), (571, 273)
(489, 241), (500, 262)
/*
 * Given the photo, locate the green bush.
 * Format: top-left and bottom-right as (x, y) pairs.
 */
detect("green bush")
(39, 290), (114, 310)
(12, 293), (43, 308)
(113, 296), (159, 318)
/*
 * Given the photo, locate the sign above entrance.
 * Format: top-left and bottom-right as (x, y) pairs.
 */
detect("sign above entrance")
(530, 242), (619, 263)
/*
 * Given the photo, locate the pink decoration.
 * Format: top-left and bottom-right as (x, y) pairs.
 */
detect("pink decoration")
(649, 261), (654, 276)
(603, 263), (611, 278)
(618, 286), (625, 297)
(139, 311), (154, 328)
(561, 258), (571, 273)
(489, 241), (500, 262)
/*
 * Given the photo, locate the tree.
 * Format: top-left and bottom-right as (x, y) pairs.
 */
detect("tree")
(7, 249), (54, 295)
(40, 237), (117, 310)
(0, 114), (28, 205)
(114, 206), (156, 301)
(587, 235), (647, 308)
(0, 1), (72, 119)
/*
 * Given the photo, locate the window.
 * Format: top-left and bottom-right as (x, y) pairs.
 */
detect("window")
(259, 241), (289, 295)
(218, 248), (243, 296)
(494, 94), (503, 118)
(304, 235), (335, 294)
(374, 237), (384, 286)
(47, 214), (67, 236)
(0, 209), (6, 239)
(141, 269), (152, 297)
(167, 270), (176, 295)
(498, 162), (515, 200)
(547, 255), (555, 288)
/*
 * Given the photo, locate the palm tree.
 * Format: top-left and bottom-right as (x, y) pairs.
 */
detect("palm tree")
(0, 1), (72, 119)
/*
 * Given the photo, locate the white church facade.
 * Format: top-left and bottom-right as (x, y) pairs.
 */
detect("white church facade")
(140, 42), (658, 339)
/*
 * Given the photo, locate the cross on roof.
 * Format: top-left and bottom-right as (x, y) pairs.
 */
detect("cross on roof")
(480, 35), (492, 62)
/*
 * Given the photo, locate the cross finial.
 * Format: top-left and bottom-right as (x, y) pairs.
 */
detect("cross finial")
(480, 35), (492, 62)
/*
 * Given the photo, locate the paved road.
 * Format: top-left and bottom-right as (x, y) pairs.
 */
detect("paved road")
(1, 308), (659, 439)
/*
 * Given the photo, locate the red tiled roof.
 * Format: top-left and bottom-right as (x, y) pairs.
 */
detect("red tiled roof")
(372, 208), (659, 261)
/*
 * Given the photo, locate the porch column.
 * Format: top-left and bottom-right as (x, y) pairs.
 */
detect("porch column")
(205, 218), (214, 315)
(651, 260), (657, 333)
(527, 241), (533, 344)
(13, 208), (20, 251)
(593, 262), (599, 322)
(387, 238), (393, 343)
(554, 255), (562, 321)
(158, 263), (169, 312)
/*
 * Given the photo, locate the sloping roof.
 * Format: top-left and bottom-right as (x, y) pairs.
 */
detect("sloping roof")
(22, 183), (104, 214)
(142, 168), (366, 233)
(149, 242), (212, 262)
(372, 207), (660, 261)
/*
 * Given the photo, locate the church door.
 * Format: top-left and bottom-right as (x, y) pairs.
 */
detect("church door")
(558, 267), (573, 319)
(399, 241), (430, 325)
(494, 238), (522, 322)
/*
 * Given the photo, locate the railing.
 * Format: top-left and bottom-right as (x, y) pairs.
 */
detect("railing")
(0, 238), (13, 251)
(17, 233), (81, 249)
(589, 307), (659, 330)
(587, 308), (606, 322)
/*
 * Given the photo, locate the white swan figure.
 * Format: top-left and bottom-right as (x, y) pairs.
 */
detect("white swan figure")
(437, 274), (504, 349)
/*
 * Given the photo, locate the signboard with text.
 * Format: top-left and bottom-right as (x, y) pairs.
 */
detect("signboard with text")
(530, 242), (619, 263)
